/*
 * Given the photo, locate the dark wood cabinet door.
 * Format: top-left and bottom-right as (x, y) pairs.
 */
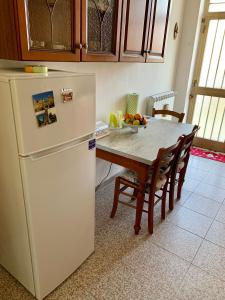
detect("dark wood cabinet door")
(81, 0), (122, 62)
(0, 1), (21, 60)
(17, 0), (81, 61)
(146, 0), (171, 63)
(119, 0), (150, 62)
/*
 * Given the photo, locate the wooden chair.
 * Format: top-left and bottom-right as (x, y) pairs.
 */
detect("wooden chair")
(111, 140), (183, 234)
(169, 125), (199, 210)
(152, 108), (185, 123)
(176, 125), (199, 200)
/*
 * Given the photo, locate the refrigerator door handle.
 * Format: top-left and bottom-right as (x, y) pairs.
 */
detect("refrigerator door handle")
(23, 136), (95, 161)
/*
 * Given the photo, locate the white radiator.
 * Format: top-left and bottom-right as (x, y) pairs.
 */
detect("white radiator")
(146, 91), (176, 120)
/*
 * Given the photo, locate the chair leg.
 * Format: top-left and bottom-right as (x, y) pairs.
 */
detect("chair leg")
(111, 177), (120, 218)
(148, 192), (155, 234)
(177, 170), (185, 200)
(161, 183), (168, 220)
(169, 174), (176, 211)
(134, 190), (145, 235)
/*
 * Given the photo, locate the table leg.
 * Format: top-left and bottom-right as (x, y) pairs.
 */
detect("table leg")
(134, 169), (148, 235)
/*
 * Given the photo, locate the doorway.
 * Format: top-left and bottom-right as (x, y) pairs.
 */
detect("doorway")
(188, 0), (225, 152)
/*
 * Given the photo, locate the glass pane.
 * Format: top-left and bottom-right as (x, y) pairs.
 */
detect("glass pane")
(209, 0), (225, 12)
(199, 19), (225, 88)
(27, 0), (72, 51)
(211, 97), (225, 141)
(193, 95), (225, 142)
(88, 0), (116, 53)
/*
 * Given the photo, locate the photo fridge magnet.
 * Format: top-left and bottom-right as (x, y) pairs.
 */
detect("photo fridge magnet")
(32, 91), (57, 127)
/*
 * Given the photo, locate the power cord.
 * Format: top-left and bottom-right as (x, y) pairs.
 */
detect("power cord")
(95, 163), (113, 191)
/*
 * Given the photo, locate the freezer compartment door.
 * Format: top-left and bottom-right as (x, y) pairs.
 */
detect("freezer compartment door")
(11, 74), (95, 155)
(20, 140), (95, 300)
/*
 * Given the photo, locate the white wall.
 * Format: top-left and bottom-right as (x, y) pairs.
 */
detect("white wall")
(174, 0), (206, 117)
(0, 0), (186, 185)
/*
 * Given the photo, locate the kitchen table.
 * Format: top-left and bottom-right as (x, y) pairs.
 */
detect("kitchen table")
(96, 118), (194, 234)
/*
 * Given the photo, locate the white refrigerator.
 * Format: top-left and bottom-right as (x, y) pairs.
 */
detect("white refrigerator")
(0, 69), (96, 299)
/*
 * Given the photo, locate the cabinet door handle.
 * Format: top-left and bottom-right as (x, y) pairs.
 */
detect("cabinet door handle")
(75, 44), (83, 50)
(143, 50), (150, 54)
(75, 44), (88, 50)
(82, 43), (88, 50)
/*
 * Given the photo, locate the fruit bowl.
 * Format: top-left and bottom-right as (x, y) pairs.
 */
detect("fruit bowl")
(123, 122), (146, 133)
(123, 113), (148, 133)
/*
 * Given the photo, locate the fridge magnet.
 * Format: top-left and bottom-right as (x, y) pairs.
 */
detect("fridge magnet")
(88, 139), (96, 150)
(32, 91), (57, 127)
(61, 88), (73, 103)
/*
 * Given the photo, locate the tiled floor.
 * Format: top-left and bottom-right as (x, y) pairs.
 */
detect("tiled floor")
(1, 155), (225, 299)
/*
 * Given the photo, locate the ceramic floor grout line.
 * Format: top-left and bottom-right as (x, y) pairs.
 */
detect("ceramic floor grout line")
(190, 193), (225, 267)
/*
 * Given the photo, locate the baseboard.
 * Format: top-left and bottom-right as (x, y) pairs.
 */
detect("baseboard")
(95, 170), (124, 191)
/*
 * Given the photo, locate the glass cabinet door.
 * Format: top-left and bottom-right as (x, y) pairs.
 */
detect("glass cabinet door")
(17, 0), (80, 61)
(27, 0), (72, 51)
(81, 0), (122, 61)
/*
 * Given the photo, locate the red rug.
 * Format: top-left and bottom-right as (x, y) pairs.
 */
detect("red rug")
(190, 147), (225, 163)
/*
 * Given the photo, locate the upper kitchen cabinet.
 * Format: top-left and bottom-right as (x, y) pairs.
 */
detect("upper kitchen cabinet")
(81, 0), (122, 62)
(0, 0), (80, 61)
(17, 0), (81, 61)
(119, 0), (171, 63)
(0, 1), (20, 60)
(0, 0), (171, 62)
(146, 0), (171, 63)
(119, 0), (150, 62)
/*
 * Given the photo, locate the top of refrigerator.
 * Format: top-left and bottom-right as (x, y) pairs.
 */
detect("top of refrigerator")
(0, 68), (94, 82)
(0, 68), (96, 156)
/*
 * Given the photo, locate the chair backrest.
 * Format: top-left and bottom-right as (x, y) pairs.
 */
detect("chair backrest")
(149, 139), (184, 192)
(178, 125), (199, 164)
(152, 108), (185, 123)
(148, 125), (199, 193)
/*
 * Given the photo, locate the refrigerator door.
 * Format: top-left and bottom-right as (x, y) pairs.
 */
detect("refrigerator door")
(20, 139), (95, 300)
(10, 74), (95, 156)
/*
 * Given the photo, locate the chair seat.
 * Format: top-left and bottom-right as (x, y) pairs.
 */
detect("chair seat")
(121, 169), (167, 191)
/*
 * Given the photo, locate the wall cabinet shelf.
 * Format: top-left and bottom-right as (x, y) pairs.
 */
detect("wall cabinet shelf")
(0, 0), (171, 63)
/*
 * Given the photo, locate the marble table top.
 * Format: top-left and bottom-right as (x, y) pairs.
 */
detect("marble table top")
(96, 118), (194, 166)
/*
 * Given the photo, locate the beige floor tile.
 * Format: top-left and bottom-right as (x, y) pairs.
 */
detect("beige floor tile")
(170, 207), (212, 237)
(189, 156), (213, 171)
(150, 222), (202, 261)
(61, 251), (125, 295)
(219, 164), (225, 177)
(216, 204), (225, 224)
(193, 240), (225, 281)
(88, 262), (179, 300)
(206, 220), (225, 248)
(164, 204), (182, 222)
(175, 265), (225, 300)
(205, 161), (225, 176)
(183, 193), (221, 218)
(176, 288), (212, 300)
(194, 182), (225, 203)
(121, 240), (190, 290)
(186, 167), (209, 181)
(47, 286), (95, 300)
(174, 188), (192, 205)
(202, 173), (225, 190)
(0, 266), (34, 300)
(183, 178), (201, 192)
